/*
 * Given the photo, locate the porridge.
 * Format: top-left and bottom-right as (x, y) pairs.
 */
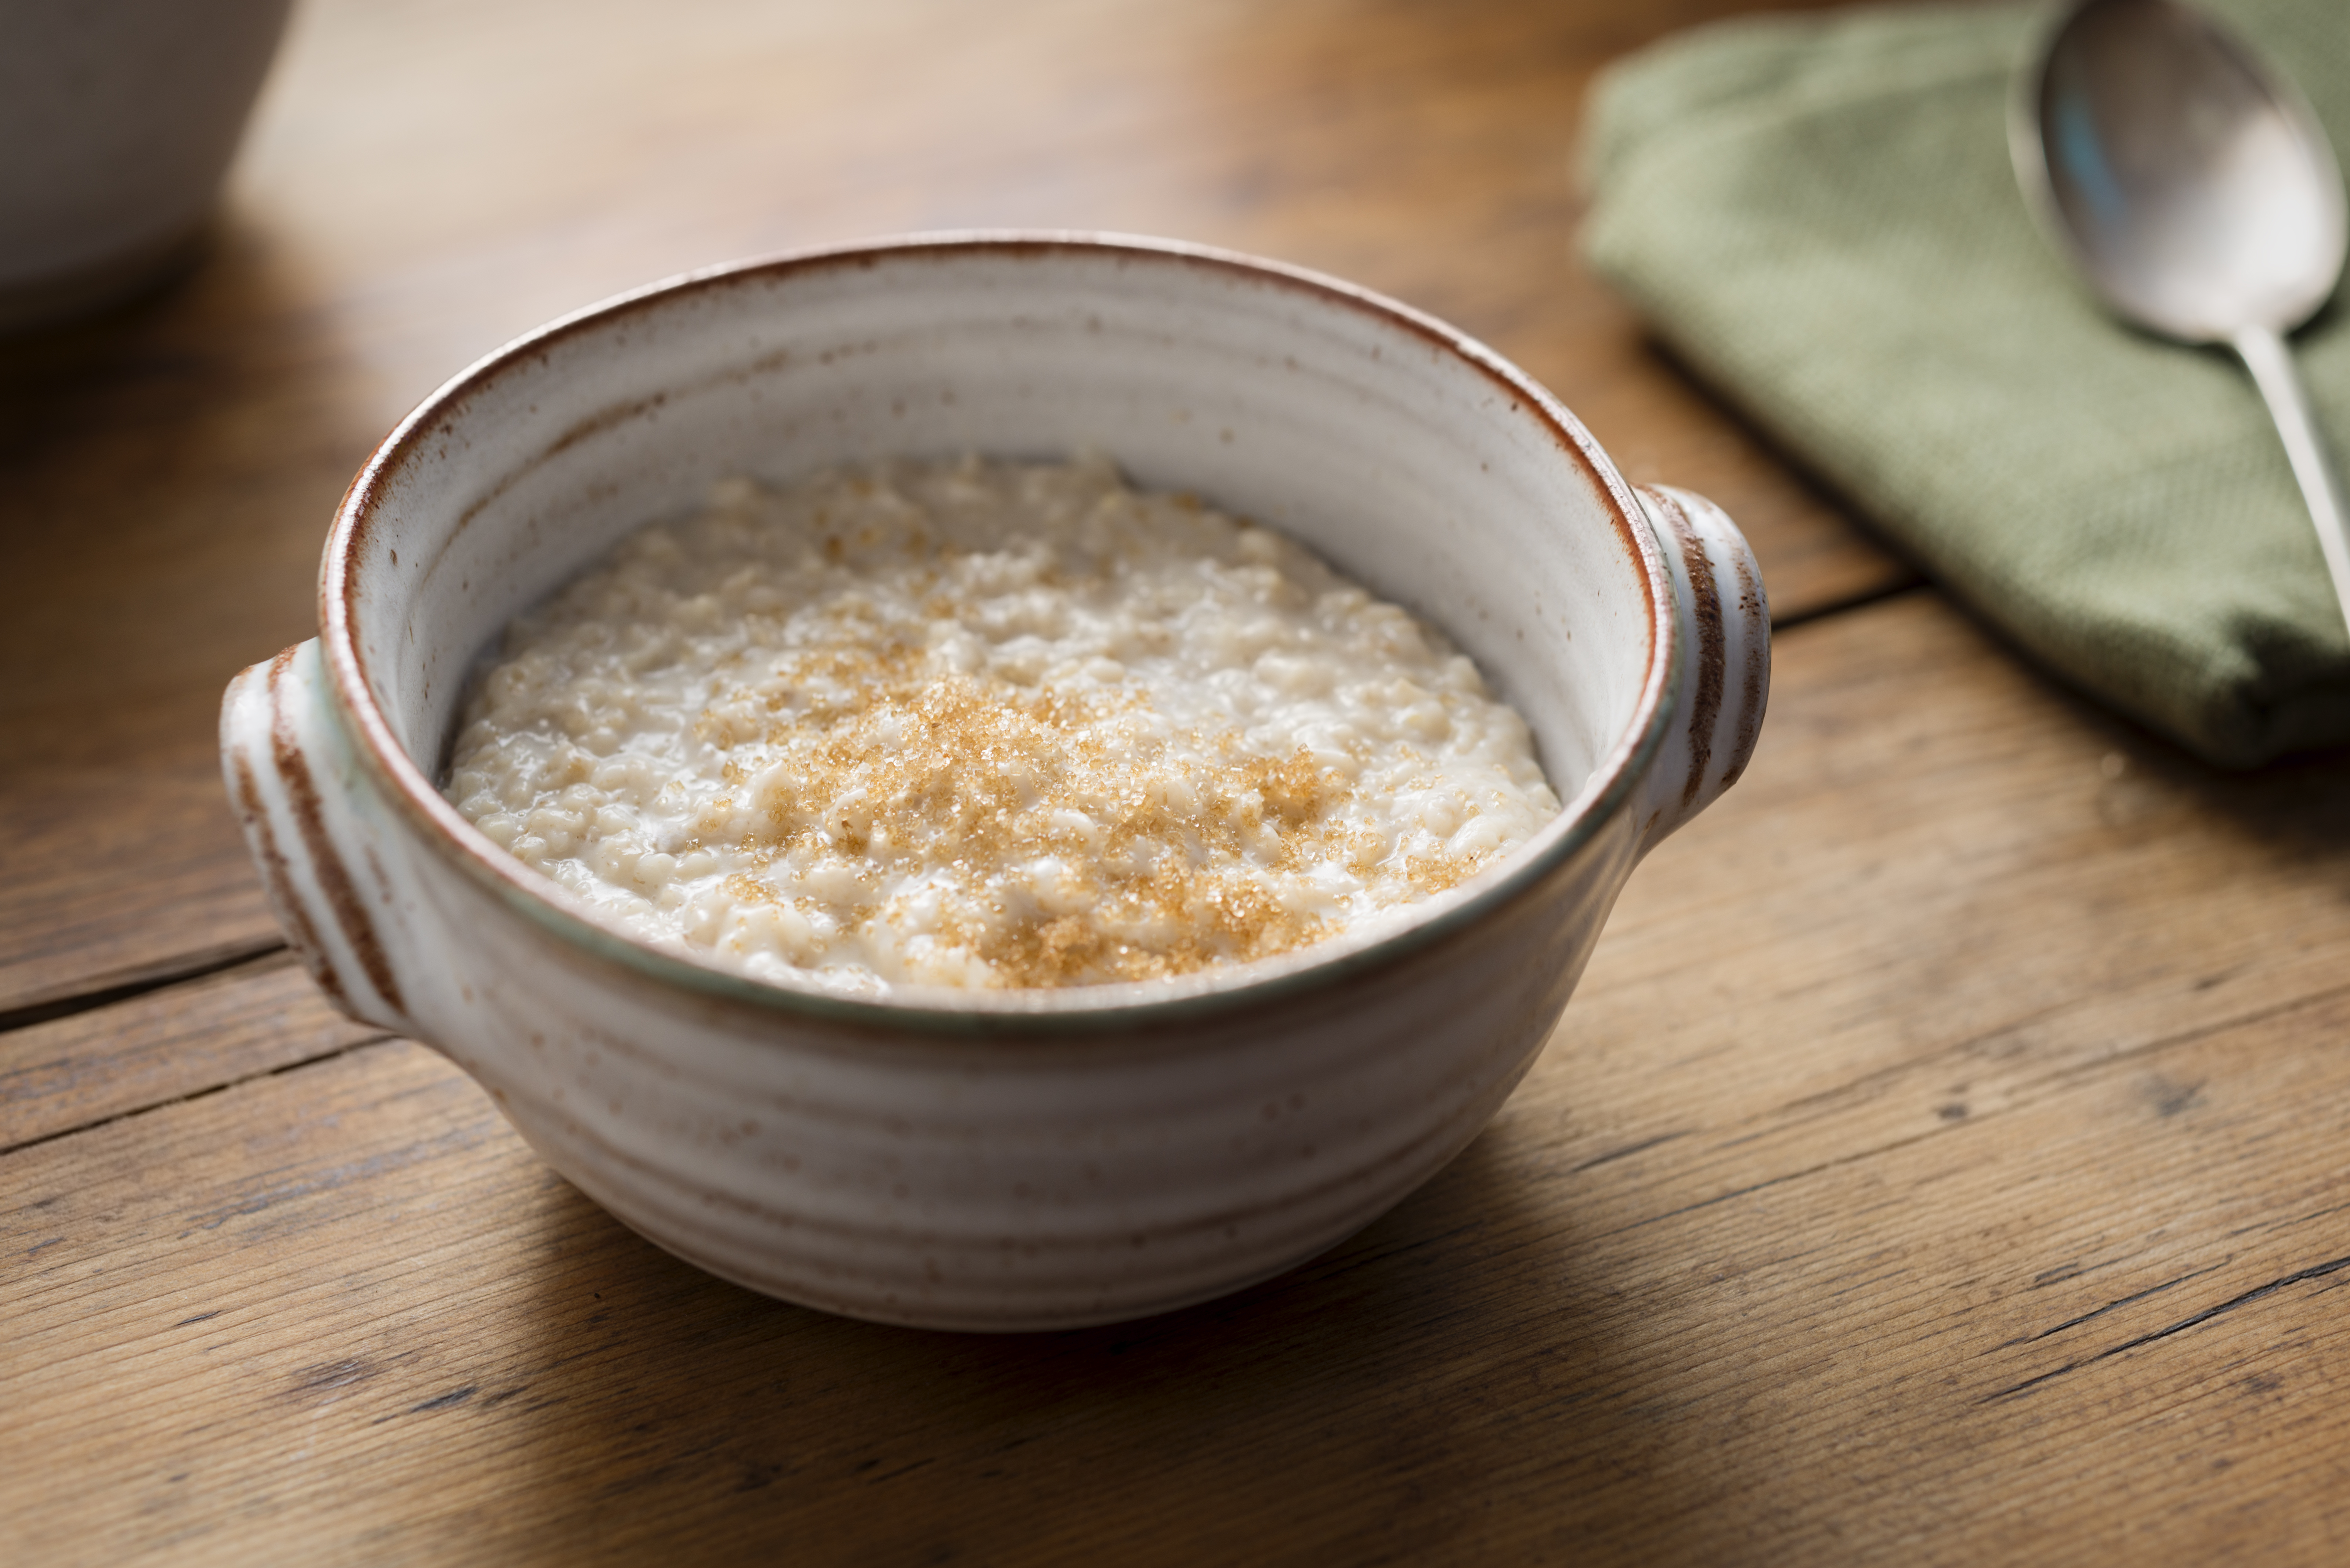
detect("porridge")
(444, 455), (1561, 993)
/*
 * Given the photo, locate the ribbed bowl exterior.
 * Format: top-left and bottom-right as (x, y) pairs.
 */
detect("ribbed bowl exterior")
(402, 810), (1638, 1329)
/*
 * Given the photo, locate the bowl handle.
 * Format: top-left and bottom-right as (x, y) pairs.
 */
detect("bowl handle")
(1632, 484), (1770, 853)
(220, 640), (420, 1035)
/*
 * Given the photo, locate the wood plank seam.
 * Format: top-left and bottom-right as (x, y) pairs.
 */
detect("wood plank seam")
(0, 1026), (389, 1160)
(0, 936), (290, 1035)
(1764, 577), (1928, 634)
(1591, 974), (2350, 1242)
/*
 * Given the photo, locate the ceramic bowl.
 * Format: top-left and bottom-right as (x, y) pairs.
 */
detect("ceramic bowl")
(220, 234), (1767, 1330)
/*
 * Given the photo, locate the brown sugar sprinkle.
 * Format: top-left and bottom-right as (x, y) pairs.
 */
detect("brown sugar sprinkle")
(702, 639), (1422, 986)
(444, 456), (1562, 993)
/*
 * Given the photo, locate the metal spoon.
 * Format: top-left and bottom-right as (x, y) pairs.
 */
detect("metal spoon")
(2011, 0), (2350, 631)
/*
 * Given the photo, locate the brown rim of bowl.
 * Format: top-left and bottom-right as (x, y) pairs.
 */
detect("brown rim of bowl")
(317, 230), (1679, 1036)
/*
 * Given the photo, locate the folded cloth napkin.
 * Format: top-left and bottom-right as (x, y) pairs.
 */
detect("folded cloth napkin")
(1582, 0), (2350, 766)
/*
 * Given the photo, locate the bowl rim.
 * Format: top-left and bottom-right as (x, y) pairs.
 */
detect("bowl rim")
(317, 230), (1680, 1035)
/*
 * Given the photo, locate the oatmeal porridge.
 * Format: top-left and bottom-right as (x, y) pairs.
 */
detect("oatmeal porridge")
(444, 454), (1561, 993)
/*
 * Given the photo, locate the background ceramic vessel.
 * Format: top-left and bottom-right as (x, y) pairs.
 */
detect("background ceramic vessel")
(219, 235), (1768, 1330)
(0, 0), (293, 332)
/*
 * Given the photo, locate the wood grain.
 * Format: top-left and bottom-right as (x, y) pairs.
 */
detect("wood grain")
(0, 949), (383, 1154)
(0, 693), (288, 1018)
(7, 593), (2347, 1565)
(30, 1), (2336, 1562)
(12, 1019), (2346, 1564)
(1553, 591), (2350, 1228)
(0, 0), (1904, 1011)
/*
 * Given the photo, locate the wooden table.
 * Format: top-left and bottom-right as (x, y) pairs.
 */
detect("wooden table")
(6, 0), (2346, 1560)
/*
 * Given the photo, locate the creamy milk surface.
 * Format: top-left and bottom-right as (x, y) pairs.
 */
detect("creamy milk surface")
(445, 455), (1561, 993)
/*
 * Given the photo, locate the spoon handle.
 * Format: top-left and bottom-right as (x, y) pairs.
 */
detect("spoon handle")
(2232, 324), (2350, 637)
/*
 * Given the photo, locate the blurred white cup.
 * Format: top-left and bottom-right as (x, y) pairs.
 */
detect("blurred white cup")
(0, 0), (294, 332)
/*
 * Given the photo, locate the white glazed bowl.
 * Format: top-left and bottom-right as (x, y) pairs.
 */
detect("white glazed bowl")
(221, 235), (1767, 1330)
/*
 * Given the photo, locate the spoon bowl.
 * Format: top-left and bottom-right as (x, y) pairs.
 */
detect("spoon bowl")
(2013, 0), (2350, 632)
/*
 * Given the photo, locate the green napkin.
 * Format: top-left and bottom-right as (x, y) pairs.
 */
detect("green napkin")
(1581, 0), (2350, 766)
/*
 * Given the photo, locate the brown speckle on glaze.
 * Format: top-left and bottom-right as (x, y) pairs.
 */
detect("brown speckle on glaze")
(1727, 542), (1769, 788)
(228, 731), (350, 1012)
(1646, 489), (1724, 810)
(266, 648), (408, 1019)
